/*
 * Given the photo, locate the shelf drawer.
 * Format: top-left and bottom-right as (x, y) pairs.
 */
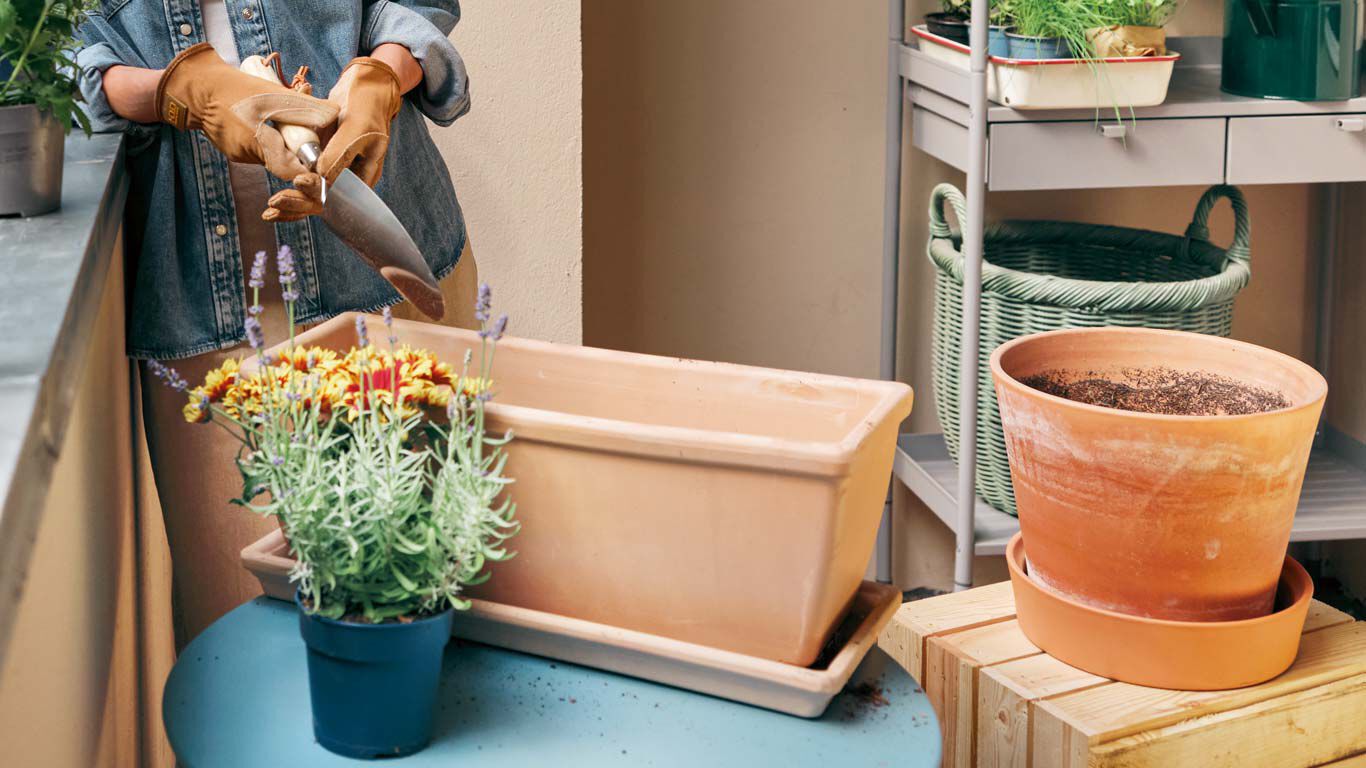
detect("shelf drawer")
(1227, 114), (1366, 184)
(988, 119), (1226, 191)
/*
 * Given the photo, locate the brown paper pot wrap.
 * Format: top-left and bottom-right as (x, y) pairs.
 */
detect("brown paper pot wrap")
(991, 327), (1325, 623)
(271, 313), (913, 666)
(1087, 25), (1167, 57)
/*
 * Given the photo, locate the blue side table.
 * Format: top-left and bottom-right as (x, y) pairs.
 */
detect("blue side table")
(164, 598), (941, 766)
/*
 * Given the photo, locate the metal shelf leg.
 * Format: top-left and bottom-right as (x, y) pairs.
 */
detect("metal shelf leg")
(954, 0), (991, 591)
(874, 0), (906, 584)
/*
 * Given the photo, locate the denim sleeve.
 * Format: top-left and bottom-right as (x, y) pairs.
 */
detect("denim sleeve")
(362, 1), (470, 127)
(75, 12), (148, 132)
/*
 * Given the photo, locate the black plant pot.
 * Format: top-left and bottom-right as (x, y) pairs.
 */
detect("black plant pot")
(925, 12), (970, 44)
(297, 593), (455, 759)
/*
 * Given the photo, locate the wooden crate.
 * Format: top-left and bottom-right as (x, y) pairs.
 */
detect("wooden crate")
(878, 582), (1366, 767)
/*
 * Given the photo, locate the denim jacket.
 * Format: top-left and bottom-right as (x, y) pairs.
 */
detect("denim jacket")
(77, 1), (469, 359)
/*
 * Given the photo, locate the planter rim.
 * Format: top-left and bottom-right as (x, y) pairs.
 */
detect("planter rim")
(912, 26), (1182, 65)
(1009, 534), (1312, 632)
(294, 589), (455, 630)
(990, 326), (1327, 423)
(274, 313), (914, 478)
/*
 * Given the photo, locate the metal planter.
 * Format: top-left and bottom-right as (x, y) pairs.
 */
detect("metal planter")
(0, 104), (63, 217)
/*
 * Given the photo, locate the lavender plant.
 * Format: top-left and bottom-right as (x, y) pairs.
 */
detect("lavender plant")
(153, 247), (518, 622)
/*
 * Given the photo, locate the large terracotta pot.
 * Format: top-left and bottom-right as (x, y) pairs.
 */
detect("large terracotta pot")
(284, 314), (913, 665)
(990, 327), (1325, 622)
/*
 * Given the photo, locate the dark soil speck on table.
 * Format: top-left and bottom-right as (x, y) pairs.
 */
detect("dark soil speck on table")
(839, 679), (892, 722)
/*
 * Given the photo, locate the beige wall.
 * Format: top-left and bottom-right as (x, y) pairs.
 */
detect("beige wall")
(437, 1), (584, 344)
(583, 0), (1335, 591)
(584, 0), (888, 378)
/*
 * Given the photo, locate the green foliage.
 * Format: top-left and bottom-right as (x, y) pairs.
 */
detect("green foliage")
(1008, 0), (1106, 50)
(236, 379), (519, 622)
(1094, 0), (1180, 27)
(0, 0), (91, 133)
(941, 0), (1016, 26)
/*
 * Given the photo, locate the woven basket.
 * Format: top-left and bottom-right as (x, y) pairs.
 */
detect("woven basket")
(928, 183), (1252, 515)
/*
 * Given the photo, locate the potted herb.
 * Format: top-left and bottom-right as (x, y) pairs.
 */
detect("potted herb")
(1089, 0), (1178, 57)
(0, 0), (91, 216)
(150, 249), (518, 759)
(1004, 0), (1104, 59)
(927, 0), (1015, 57)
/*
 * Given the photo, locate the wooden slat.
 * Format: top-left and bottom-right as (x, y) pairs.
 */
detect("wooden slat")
(1090, 674), (1366, 768)
(879, 581), (1016, 685)
(1033, 622), (1366, 766)
(883, 579), (1365, 768)
(1305, 600), (1356, 633)
(926, 620), (1040, 768)
(977, 654), (1109, 768)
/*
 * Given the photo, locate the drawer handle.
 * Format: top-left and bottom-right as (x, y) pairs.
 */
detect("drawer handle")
(1099, 124), (1128, 139)
(1336, 118), (1364, 132)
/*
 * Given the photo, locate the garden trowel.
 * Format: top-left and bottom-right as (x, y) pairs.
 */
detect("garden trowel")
(241, 55), (445, 321)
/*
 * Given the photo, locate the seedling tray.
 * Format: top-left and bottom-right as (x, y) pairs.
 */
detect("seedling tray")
(242, 529), (901, 717)
(911, 25), (1179, 110)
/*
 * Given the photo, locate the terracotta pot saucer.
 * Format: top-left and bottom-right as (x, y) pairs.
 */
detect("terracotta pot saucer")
(1008, 534), (1312, 690)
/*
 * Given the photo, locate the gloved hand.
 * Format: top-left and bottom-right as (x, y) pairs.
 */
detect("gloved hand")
(263, 57), (404, 223)
(157, 43), (339, 181)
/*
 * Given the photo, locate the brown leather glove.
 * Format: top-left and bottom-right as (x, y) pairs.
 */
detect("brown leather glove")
(263, 57), (403, 223)
(158, 43), (339, 181)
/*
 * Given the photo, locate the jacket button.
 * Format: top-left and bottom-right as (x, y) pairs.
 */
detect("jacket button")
(215, 224), (228, 236)
(179, 23), (193, 35)
(242, 7), (254, 19)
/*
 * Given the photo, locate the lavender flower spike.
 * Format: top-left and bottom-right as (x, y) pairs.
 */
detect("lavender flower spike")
(475, 282), (492, 323)
(244, 315), (265, 352)
(147, 359), (189, 392)
(382, 306), (398, 344)
(354, 315), (370, 348)
(479, 313), (509, 341)
(248, 251), (267, 289)
(276, 245), (299, 302)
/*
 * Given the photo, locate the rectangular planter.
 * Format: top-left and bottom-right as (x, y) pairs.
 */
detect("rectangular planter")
(279, 313), (913, 665)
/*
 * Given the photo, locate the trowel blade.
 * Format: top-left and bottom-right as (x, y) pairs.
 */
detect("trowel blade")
(321, 169), (445, 321)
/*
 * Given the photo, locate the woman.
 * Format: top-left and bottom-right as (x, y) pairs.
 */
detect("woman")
(77, 0), (477, 645)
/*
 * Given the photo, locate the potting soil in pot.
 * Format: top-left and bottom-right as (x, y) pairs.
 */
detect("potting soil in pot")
(1021, 367), (1289, 416)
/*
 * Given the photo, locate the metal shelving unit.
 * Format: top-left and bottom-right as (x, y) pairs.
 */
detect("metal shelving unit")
(880, 1), (1366, 589)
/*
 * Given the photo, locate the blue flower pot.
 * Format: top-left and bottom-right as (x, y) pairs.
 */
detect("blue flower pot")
(1005, 33), (1076, 60)
(926, 14), (1012, 58)
(296, 593), (455, 759)
(988, 26), (1013, 58)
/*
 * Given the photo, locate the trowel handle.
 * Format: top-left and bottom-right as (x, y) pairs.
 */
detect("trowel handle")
(240, 55), (322, 167)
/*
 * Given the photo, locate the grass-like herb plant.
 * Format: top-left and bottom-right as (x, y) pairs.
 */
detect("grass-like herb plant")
(1095, 0), (1180, 27)
(149, 247), (518, 622)
(1008, 0), (1106, 54)
(0, 0), (92, 132)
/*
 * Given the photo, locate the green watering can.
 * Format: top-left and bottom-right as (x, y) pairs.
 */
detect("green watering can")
(1222, 0), (1363, 100)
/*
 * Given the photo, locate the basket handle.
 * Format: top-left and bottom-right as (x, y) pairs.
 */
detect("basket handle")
(929, 183), (968, 239)
(1182, 185), (1251, 267)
